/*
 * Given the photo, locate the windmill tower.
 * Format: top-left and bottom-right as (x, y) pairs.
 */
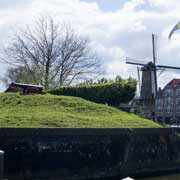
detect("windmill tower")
(140, 61), (156, 99)
(126, 34), (180, 120)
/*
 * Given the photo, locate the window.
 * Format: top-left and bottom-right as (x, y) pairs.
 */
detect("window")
(176, 107), (180, 113)
(156, 107), (162, 113)
(176, 88), (180, 97)
(164, 98), (173, 106)
(155, 99), (161, 106)
(164, 89), (173, 97)
(176, 98), (180, 105)
(155, 99), (163, 113)
(165, 106), (173, 113)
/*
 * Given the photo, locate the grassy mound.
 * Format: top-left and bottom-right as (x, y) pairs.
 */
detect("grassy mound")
(0, 93), (161, 128)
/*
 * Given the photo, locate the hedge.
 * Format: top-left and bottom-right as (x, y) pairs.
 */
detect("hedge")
(49, 80), (136, 106)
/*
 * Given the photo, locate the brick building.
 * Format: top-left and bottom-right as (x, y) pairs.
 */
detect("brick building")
(155, 79), (180, 125)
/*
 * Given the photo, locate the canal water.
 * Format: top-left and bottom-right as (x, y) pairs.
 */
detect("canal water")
(139, 174), (180, 180)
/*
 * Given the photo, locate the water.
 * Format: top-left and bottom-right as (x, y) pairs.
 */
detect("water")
(139, 174), (180, 180)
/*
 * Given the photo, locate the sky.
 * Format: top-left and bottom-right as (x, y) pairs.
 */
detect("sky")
(1, 0), (180, 92)
(81, 0), (127, 11)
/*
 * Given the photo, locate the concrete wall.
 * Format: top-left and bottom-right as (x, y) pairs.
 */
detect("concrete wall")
(0, 128), (180, 180)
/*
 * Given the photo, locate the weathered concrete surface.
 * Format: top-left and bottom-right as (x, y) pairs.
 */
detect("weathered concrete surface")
(0, 128), (180, 180)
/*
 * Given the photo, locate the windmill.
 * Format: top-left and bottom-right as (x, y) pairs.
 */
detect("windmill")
(126, 34), (180, 119)
(126, 34), (180, 99)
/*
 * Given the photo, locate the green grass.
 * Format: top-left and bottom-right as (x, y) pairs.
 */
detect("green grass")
(0, 93), (161, 128)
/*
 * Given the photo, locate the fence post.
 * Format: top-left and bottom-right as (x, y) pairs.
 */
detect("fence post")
(0, 150), (4, 180)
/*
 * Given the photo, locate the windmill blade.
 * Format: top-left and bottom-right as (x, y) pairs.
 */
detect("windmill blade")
(137, 66), (141, 96)
(152, 34), (158, 64)
(156, 65), (180, 70)
(126, 57), (150, 66)
(157, 68), (165, 78)
(152, 34), (158, 96)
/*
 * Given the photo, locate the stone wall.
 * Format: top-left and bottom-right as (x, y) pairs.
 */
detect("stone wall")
(0, 128), (180, 180)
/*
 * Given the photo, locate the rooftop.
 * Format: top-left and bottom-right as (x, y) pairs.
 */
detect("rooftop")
(165, 79), (180, 88)
(11, 82), (44, 89)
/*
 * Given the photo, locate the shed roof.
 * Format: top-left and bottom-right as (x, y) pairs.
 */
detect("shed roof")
(11, 82), (44, 89)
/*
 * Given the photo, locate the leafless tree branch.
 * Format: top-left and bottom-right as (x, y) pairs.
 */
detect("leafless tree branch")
(3, 16), (100, 89)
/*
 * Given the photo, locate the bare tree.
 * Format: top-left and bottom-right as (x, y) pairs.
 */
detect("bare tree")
(3, 16), (99, 89)
(1, 66), (41, 87)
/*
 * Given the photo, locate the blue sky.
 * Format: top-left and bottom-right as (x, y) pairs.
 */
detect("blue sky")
(81, 0), (127, 11)
(1, 0), (180, 92)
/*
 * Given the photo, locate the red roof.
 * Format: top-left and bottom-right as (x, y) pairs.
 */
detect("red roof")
(166, 79), (180, 88)
(157, 79), (180, 98)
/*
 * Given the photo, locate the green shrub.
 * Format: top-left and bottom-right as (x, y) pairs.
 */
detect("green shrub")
(49, 78), (136, 106)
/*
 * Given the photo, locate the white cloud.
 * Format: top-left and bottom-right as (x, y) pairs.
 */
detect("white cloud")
(1, 0), (180, 91)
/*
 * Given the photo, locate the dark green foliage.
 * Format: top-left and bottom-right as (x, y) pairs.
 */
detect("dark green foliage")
(49, 78), (137, 106)
(79, 75), (123, 86)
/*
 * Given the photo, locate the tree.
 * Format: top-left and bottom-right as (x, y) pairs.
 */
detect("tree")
(78, 75), (124, 86)
(3, 16), (99, 89)
(115, 75), (122, 82)
(2, 66), (41, 87)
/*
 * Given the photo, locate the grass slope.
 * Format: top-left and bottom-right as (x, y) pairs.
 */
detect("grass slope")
(0, 93), (161, 128)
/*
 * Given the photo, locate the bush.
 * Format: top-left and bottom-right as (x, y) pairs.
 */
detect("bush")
(49, 78), (136, 106)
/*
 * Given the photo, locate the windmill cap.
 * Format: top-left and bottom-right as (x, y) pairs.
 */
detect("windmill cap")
(141, 61), (155, 70)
